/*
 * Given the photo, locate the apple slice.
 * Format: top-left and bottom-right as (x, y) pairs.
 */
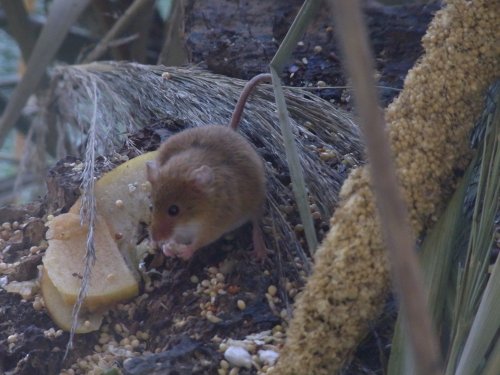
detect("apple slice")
(43, 213), (139, 312)
(40, 266), (102, 333)
(42, 152), (157, 331)
(69, 151), (157, 271)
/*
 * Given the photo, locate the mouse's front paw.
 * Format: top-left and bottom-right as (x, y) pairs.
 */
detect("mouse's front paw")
(176, 244), (196, 260)
(161, 241), (179, 257)
(161, 241), (195, 260)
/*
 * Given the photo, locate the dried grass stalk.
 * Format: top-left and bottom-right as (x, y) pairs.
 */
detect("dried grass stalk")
(43, 62), (363, 267)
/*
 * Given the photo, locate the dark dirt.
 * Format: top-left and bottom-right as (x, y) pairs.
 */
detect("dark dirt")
(0, 1), (440, 374)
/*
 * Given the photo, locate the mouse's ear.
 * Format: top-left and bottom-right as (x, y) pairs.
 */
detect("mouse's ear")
(190, 165), (214, 189)
(146, 160), (159, 183)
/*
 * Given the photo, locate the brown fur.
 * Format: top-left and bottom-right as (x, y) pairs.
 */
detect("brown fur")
(148, 126), (266, 253)
(147, 73), (271, 259)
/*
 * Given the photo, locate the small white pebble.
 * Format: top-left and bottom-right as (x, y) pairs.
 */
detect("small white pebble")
(258, 349), (279, 366)
(115, 199), (124, 208)
(162, 72), (172, 79)
(47, 215), (54, 221)
(224, 346), (252, 369)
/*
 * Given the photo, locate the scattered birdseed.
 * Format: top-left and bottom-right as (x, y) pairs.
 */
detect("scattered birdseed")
(237, 300), (246, 311)
(207, 311), (223, 324)
(32, 297), (44, 311)
(294, 224), (304, 233)
(220, 359), (230, 369)
(190, 275), (199, 283)
(267, 285), (278, 297)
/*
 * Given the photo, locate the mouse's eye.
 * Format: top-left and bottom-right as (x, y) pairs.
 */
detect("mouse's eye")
(167, 204), (180, 216)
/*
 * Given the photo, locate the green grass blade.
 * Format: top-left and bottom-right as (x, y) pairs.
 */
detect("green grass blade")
(389, 83), (499, 375)
(387, 157), (472, 375)
(454, 87), (500, 375)
(269, 0), (320, 255)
